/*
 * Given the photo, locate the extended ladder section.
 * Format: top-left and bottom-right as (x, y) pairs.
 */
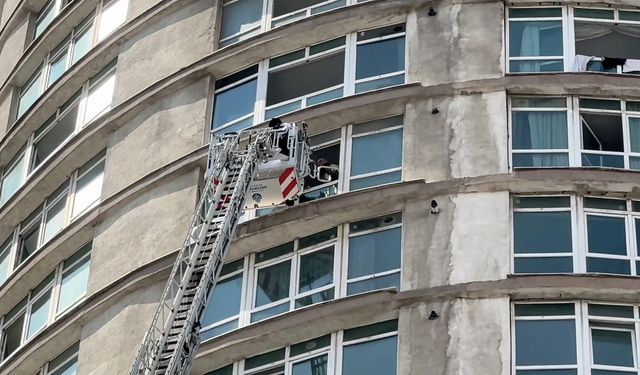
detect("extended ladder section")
(130, 124), (311, 375)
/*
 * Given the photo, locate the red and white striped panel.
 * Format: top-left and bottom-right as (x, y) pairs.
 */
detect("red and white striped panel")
(278, 167), (299, 200)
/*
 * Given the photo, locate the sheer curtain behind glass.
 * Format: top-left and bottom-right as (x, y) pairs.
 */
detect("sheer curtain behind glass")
(629, 117), (640, 169)
(520, 24), (542, 72)
(514, 111), (568, 167)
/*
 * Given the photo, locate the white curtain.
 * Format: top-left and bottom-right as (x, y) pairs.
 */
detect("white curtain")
(575, 23), (640, 41)
(527, 112), (568, 166)
(520, 24), (542, 72)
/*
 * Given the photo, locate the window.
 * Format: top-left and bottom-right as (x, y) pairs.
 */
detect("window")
(201, 214), (402, 340)
(96, 0), (128, 42)
(0, 244), (92, 362)
(71, 152), (105, 218)
(34, 0), (71, 39)
(507, 6), (640, 74)
(0, 155), (104, 280)
(200, 259), (245, 340)
(56, 243), (91, 314)
(355, 24), (406, 93)
(18, 0), (127, 121)
(1, 62), (113, 207)
(510, 97), (569, 168)
(44, 342), (79, 375)
(0, 151), (27, 205)
(18, 70), (44, 118)
(250, 228), (337, 322)
(348, 116), (403, 190)
(265, 37), (346, 119)
(299, 129), (341, 204)
(513, 302), (640, 375)
(510, 96), (640, 171)
(211, 25), (406, 133)
(82, 63), (117, 124)
(218, 0), (263, 47)
(342, 320), (398, 375)
(507, 8), (564, 73)
(512, 196), (640, 275)
(205, 320), (398, 375)
(218, 0), (348, 48)
(513, 303), (578, 373)
(346, 213), (402, 295)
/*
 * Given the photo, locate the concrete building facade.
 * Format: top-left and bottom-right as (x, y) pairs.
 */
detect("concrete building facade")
(0, 0), (639, 374)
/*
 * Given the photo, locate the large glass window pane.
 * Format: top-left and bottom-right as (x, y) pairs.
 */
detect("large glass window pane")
(43, 197), (67, 243)
(356, 37), (405, 80)
(346, 272), (399, 295)
(35, 1), (57, 38)
(18, 224), (41, 264)
(1, 153), (27, 204)
(267, 52), (345, 106)
(292, 354), (328, 375)
(342, 336), (397, 375)
(48, 342), (79, 375)
(515, 320), (577, 366)
(27, 290), (52, 338)
(57, 256), (91, 313)
(351, 128), (402, 177)
(509, 21), (563, 57)
(592, 328), (635, 367)
(255, 260), (291, 307)
(18, 72), (43, 117)
(298, 247), (333, 293)
(2, 313), (25, 359)
(97, 0), (128, 41)
(512, 111), (568, 167)
(220, 0), (262, 42)
(212, 79), (257, 129)
(514, 257), (573, 273)
(48, 53), (69, 87)
(202, 273), (242, 326)
(513, 212), (572, 253)
(0, 240), (10, 284)
(83, 72), (115, 124)
(587, 215), (626, 255)
(273, 0), (325, 16)
(350, 171), (401, 190)
(72, 160), (104, 217)
(33, 107), (78, 168)
(630, 118), (640, 153)
(348, 227), (401, 278)
(71, 26), (94, 65)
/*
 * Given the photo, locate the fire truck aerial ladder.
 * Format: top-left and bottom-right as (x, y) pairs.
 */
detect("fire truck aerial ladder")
(129, 121), (328, 375)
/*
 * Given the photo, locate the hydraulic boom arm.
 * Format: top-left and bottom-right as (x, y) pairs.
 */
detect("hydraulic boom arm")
(130, 123), (312, 375)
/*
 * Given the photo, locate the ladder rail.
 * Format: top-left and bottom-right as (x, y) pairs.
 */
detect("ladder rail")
(129, 135), (240, 375)
(163, 146), (259, 374)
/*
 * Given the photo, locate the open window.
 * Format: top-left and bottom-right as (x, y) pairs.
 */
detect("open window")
(580, 99), (624, 168)
(573, 8), (640, 73)
(300, 129), (340, 204)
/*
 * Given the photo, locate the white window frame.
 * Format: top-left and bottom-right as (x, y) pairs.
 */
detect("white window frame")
(511, 195), (640, 276)
(507, 6), (640, 74)
(42, 342), (79, 375)
(246, 228), (341, 323)
(212, 25), (407, 134)
(342, 215), (403, 295)
(0, 243), (91, 366)
(513, 301), (640, 375)
(240, 335), (334, 375)
(0, 153), (104, 285)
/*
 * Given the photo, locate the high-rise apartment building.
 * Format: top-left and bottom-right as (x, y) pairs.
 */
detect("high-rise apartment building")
(0, 0), (639, 374)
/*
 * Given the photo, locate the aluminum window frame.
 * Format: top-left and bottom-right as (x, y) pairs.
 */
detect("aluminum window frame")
(247, 228), (341, 323)
(511, 195), (640, 276)
(513, 301), (640, 375)
(0, 243), (91, 366)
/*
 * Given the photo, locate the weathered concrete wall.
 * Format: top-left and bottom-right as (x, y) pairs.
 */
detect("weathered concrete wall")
(0, 0), (21, 30)
(404, 92), (508, 182)
(88, 171), (197, 293)
(403, 192), (510, 291)
(0, 16), (28, 85)
(103, 80), (207, 197)
(77, 282), (164, 375)
(398, 297), (510, 375)
(0, 87), (15, 136)
(407, 2), (504, 86)
(113, 0), (215, 102)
